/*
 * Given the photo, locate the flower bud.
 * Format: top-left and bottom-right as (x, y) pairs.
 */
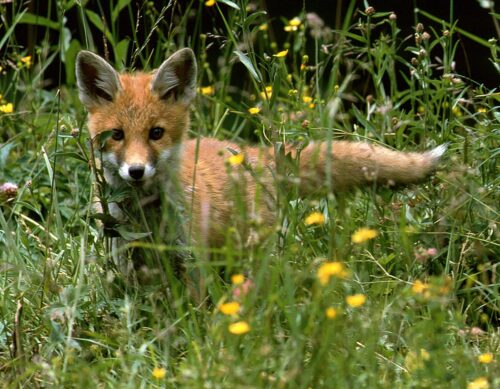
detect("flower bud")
(365, 6), (375, 16)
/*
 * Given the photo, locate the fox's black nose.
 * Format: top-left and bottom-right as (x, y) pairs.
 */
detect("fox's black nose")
(128, 165), (145, 180)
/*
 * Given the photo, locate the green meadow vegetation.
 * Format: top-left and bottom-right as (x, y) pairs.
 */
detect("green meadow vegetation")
(0, 0), (499, 387)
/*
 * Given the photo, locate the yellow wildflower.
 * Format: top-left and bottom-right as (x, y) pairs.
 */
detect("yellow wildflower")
(228, 153), (244, 166)
(325, 307), (337, 319)
(228, 321), (250, 335)
(411, 280), (429, 295)
(248, 106), (261, 115)
(260, 85), (273, 100)
(467, 377), (490, 389)
(199, 85), (215, 95)
(218, 301), (240, 316)
(304, 211), (325, 226)
(285, 17), (301, 31)
(231, 274), (245, 285)
(205, 0), (216, 6)
(477, 107), (487, 113)
(152, 367), (166, 379)
(20, 56), (32, 68)
(346, 294), (366, 308)
(317, 261), (347, 285)
(351, 227), (378, 244)
(477, 353), (494, 364)
(302, 96), (313, 104)
(0, 103), (13, 113)
(273, 49), (288, 58)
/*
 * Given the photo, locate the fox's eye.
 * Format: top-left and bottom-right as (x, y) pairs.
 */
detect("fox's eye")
(149, 127), (164, 141)
(111, 129), (124, 141)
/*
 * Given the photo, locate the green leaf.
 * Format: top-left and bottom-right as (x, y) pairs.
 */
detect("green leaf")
(234, 50), (262, 82)
(54, 151), (88, 163)
(112, 0), (132, 24)
(244, 11), (267, 30)
(85, 10), (114, 46)
(19, 12), (59, 30)
(64, 39), (81, 85)
(115, 225), (151, 241)
(218, 0), (240, 10)
(114, 39), (130, 70)
(0, 9), (26, 51)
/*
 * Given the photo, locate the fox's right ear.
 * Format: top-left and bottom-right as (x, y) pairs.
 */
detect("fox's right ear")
(75, 51), (121, 109)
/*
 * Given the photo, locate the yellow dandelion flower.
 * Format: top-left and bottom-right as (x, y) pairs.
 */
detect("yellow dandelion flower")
(302, 96), (313, 104)
(346, 294), (366, 308)
(260, 85), (273, 100)
(467, 377), (490, 389)
(478, 353), (494, 364)
(205, 0), (216, 6)
(411, 280), (429, 295)
(248, 106), (261, 115)
(305, 211), (325, 226)
(199, 85), (215, 95)
(231, 274), (245, 285)
(228, 320), (250, 335)
(351, 227), (378, 244)
(0, 103), (14, 113)
(308, 103), (315, 109)
(218, 301), (240, 316)
(228, 153), (244, 166)
(317, 261), (347, 285)
(152, 367), (167, 379)
(273, 49), (288, 58)
(325, 307), (337, 319)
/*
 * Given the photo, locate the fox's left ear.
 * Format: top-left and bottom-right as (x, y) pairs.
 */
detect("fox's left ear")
(151, 48), (197, 105)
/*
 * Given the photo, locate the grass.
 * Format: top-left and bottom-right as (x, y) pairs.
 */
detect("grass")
(0, 0), (499, 387)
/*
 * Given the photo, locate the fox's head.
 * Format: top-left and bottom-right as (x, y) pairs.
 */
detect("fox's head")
(76, 49), (197, 189)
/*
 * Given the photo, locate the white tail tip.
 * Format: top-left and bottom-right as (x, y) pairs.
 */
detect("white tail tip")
(426, 144), (448, 161)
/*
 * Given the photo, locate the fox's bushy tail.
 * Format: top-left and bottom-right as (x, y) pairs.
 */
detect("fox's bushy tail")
(298, 141), (446, 193)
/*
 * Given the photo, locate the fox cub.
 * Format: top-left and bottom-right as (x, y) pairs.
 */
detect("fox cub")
(76, 48), (445, 248)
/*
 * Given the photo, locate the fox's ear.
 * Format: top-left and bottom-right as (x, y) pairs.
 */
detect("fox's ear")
(151, 48), (197, 105)
(75, 51), (121, 109)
